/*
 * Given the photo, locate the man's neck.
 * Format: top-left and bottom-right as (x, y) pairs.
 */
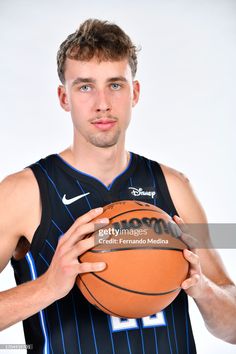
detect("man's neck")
(59, 144), (130, 187)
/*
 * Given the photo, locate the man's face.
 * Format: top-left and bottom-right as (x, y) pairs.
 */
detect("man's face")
(58, 57), (140, 148)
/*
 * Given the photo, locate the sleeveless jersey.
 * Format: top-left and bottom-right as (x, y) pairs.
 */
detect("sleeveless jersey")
(11, 152), (197, 354)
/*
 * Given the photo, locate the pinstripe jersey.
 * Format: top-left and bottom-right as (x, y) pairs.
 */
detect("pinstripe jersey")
(11, 152), (197, 354)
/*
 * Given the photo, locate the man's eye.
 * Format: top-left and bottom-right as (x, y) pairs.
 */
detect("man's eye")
(80, 85), (91, 92)
(111, 83), (121, 90)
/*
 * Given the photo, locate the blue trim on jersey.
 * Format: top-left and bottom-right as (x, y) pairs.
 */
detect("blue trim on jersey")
(171, 304), (179, 354)
(45, 310), (54, 354)
(138, 319), (145, 354)
(146, 159), (157, 206)
(88, 304), (99, 354)
(37, 162), (75, 221)
(55, 302), (67, 354)
(153, 328), (159, 354)
(46, 240), (56, 253)
(184, 296), (190, 354)
(76, 180), (92, 209)
(71, 292), (82, 354)
(39, 245), (101, 354)
(39, 246), (82, 354)
(51, 219), (64, 235)
(38, 253), (66, 354)
(126, 331), (132, 354)
(39, 253), (50, 267)
(39, 243), (82, 354)
(107, 315), (116, 354)
(80, 186), (99, 352)
(25, 252), (50, 354)
(57, 152), (133, 191)
(164, 310), (173, 354)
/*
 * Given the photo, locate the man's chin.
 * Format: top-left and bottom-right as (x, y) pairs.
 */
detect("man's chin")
(87, 132), (121, 148)
(90, 140), (119, 148)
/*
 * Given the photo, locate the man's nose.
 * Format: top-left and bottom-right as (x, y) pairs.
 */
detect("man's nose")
(95, 90), (111, 112)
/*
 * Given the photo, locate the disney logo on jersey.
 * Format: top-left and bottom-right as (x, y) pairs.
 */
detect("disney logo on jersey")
(128, 187), (156, 199)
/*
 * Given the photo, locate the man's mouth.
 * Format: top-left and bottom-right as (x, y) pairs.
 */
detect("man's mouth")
(91, 118), (117, 131)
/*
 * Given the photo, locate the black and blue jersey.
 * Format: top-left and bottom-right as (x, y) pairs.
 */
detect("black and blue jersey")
(11, 152), (196, 354)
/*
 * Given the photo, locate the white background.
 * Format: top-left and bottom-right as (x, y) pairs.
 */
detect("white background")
(0, 0), (235, 353)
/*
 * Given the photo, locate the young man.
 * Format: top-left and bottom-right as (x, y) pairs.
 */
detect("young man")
(0, 19), (235, 354)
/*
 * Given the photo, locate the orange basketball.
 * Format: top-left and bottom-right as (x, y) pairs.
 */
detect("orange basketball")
(76, 200), (189, 318)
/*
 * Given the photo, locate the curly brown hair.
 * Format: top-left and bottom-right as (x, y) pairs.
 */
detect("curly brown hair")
(57, 19), (139, 84)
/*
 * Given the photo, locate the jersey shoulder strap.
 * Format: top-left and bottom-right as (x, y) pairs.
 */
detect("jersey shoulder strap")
(26, 159), (52, 258)
(145, 157), (179, 217)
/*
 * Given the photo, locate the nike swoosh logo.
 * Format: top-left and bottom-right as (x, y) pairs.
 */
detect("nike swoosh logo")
(62, 192), (90, 205)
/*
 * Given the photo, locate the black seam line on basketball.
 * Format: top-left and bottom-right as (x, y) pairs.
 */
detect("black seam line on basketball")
(77, 274), (128, 317)
(90, 272), (180, 296)
(89, 247), (184, 253)
(108, 208), (164, 221)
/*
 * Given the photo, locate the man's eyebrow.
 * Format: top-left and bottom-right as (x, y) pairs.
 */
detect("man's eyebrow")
(72, 77), (96, 86)
(106, 76), (128, 83)
(71, 76), (128, 86)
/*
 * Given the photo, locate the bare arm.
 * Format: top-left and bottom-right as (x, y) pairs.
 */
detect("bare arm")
(161, 164), (236, 344)
(0, 171), (108, 331)
(0, 273), (56, 331)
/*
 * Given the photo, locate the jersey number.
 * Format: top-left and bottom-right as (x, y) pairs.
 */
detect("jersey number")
(110, 311), (166, 332)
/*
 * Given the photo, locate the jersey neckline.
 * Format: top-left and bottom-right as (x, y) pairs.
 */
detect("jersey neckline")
(53, 151), (138, 194)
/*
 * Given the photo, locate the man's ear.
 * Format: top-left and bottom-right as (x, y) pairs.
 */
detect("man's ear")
(132, 80), (140, 107)
(58, 85), (70, 112)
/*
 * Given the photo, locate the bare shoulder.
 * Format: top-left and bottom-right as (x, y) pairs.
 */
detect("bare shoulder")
(0, 168), (39, 211)
(0, 168), (40, 239)
(159, 163), (207, 223)
(160, 163), (190, 185)
(0, 168), (40, 270)
(1, 168), (37, 193)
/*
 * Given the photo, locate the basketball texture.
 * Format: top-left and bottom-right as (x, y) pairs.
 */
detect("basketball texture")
(76, 200), (189, 318)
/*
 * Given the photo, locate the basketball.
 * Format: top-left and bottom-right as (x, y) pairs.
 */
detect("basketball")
(76, 200), (189, 318)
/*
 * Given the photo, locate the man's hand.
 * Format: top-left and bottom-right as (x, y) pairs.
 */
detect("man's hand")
(43, 207), (109, 301)
(173, 215), (208, 299)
